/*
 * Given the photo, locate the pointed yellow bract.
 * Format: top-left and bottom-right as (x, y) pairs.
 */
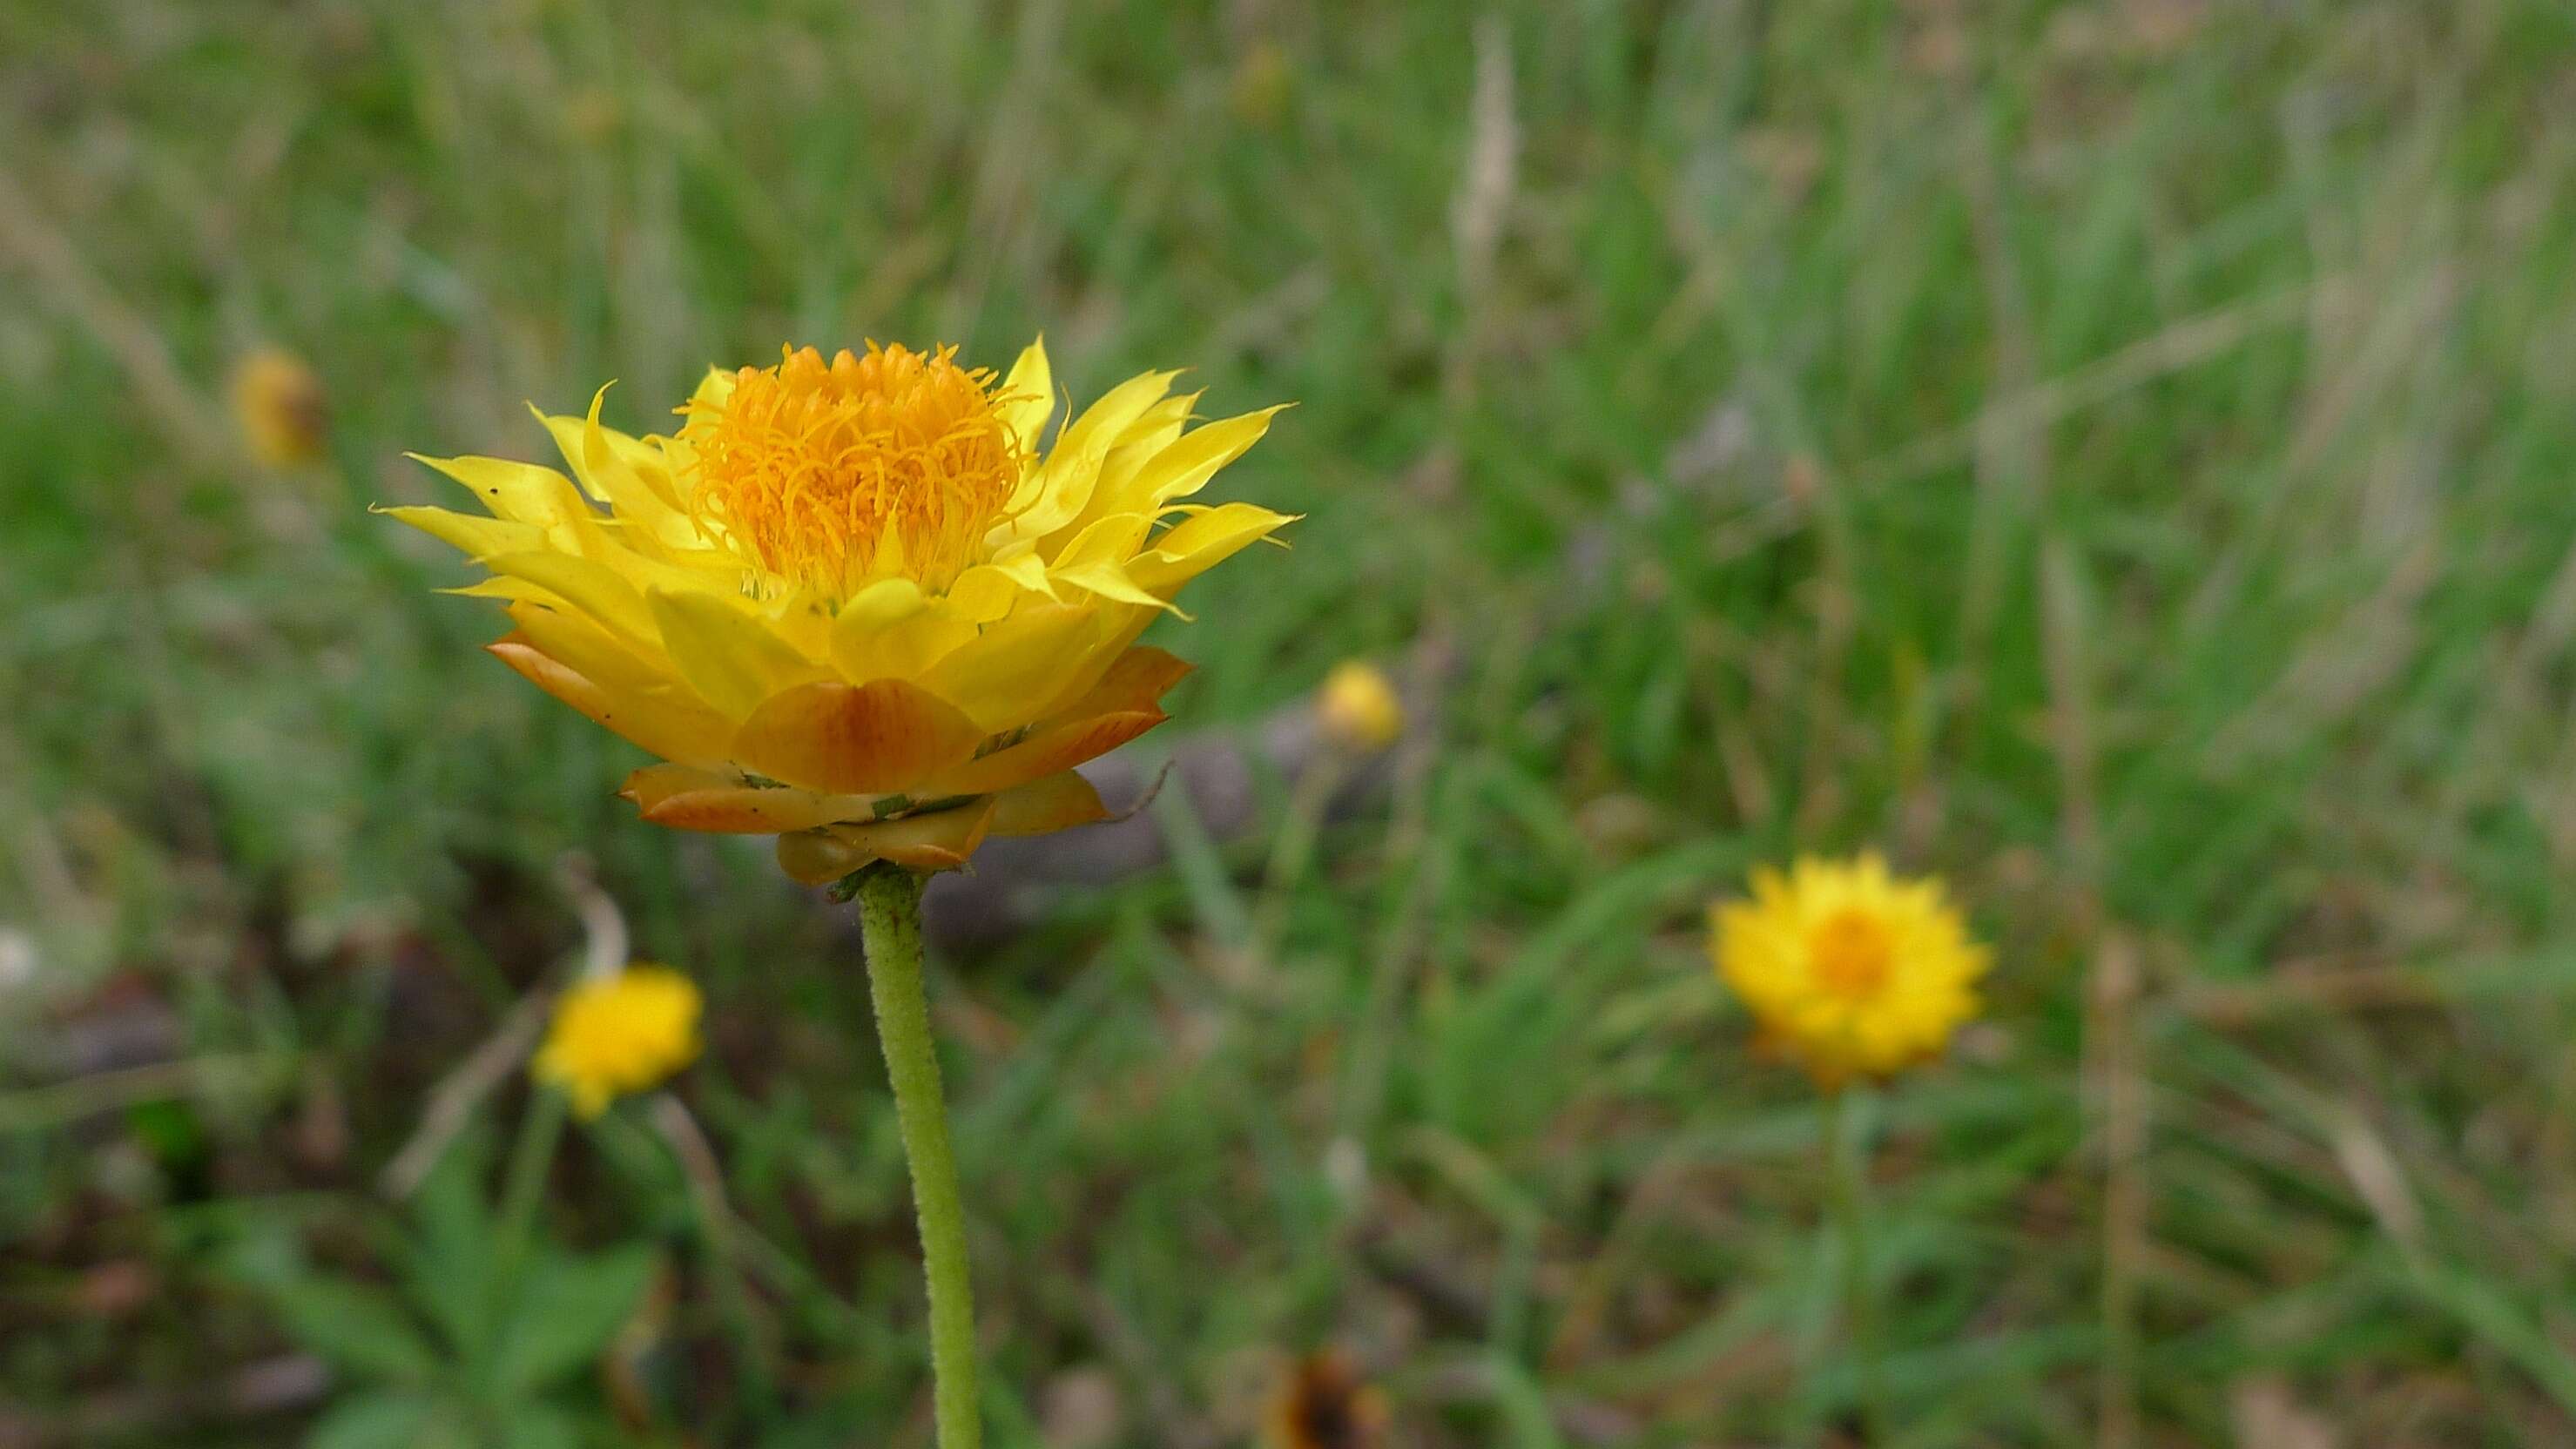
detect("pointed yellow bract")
(534, 965), (703, 1117)
(389, 337), (1293, 880)
(1708, 853), (1989, 1088)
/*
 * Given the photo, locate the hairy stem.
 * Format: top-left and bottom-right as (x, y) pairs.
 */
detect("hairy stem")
(1824, 1088), (1886, 1445)
(853, 864), (981, 1449)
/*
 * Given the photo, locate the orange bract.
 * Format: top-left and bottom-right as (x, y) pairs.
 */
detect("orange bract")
(679, 342), (1029, 597)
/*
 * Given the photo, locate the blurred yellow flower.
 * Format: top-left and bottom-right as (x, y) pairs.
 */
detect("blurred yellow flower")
(535, 964), (703, 1117)
(389, 340), (1292, 883)
(230, 347), (327, 467)
(1264, 1350), (1388, 1449)
(1708, 853), (1988, 1088)
(1316, 660), (1403, 752)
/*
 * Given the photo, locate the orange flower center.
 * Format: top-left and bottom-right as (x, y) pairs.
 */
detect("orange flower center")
(678, 342), (1027, 597)
(1809, 909), (1892, 1000)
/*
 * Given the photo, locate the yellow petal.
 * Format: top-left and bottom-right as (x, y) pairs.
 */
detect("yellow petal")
(775, 831), (867, 887)
(1109, 404), (1289, 516)
(1056, 369), (1183, 467)
(504, 598), (689, 699)
(1107, 392), (1197, 462)
(1053, 511), (1158, 570)
(1024, 603), (1159, 719)
(916, 602), (1111, 732)
(999, 368), (1180, 538)
(1040, 395), (1200, 552)
(621, 764), (886, 832)
(989, 770), (1111, 838)
(632, 785), (864, 833)
(1127, 502), (1298, 596)
(539, 385), (687, 514)
(618, 763), (736, 812)
(1049, 559), (1176, 613)
(730, 678), (985, 794)
(485, 549), (659, 647)
(408, 454), (595, 529)
(996, 335), (1056, 455)
(380, 504), (545, 563)
(489, 637), (732, 769)
(774, 799), (1001, 885)
(687, 365), (737, 413)
(757, 587), (841, 662)
(646, 587), (825, 720)
(830, 577), (978, 681)
(1058, 645), (1193, 717)
(920, 709), (1167, 797)
(952, 550), (1057, 607)
(443, 576), (551, 603)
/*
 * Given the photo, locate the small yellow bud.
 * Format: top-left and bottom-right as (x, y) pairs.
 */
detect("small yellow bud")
(229, 347), (327, 467)
(1316, 661), (1403, 753)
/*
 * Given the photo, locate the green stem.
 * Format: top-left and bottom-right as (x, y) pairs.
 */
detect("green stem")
(497, 1083), (567, 1283)
(853, 864), (981, 1449)
(488, 1082), (566, 1393)
(1824, 1088), (1886, 1446)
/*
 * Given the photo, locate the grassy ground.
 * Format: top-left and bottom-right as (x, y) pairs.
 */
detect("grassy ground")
(8, 0), (2576, 1444)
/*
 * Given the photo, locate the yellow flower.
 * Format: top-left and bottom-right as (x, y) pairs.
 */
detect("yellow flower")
(388, 340), (1293, 883)
(534, 964), (703, 1117)
(1315, 659), (1403, 752)
(1708, 853), (1989, 1088)
(230, 347), (327, 467)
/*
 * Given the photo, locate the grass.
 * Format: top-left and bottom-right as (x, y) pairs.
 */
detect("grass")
(8, 0), (2576, 1443)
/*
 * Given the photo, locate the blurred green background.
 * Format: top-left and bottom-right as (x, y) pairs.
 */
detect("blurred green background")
(9, 0), (2576, 1444)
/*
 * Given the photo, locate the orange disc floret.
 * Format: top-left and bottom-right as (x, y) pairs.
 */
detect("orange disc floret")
(679, 342), (1028, 598)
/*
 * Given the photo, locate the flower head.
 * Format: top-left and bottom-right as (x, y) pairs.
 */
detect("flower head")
(1708, 853), (1989, 1088)
(388, 339), (1292, 882)
(1264, 1350), (1388, 1449)
(1315, 660), (1403, 753)
(231, 347), (327, 467)
(678, 342), (1028, 598)
(535, 964), (703, 1117)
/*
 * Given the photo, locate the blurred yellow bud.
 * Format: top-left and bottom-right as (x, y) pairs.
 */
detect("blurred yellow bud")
(1317, 661), (1403, 753)
(229, 347), (327, 467)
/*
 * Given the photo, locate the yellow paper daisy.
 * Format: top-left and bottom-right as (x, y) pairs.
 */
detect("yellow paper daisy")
(1708, 853), (1989, 1088)
(388, 340), (1292, 883)
(534, 964), (703, 1117)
